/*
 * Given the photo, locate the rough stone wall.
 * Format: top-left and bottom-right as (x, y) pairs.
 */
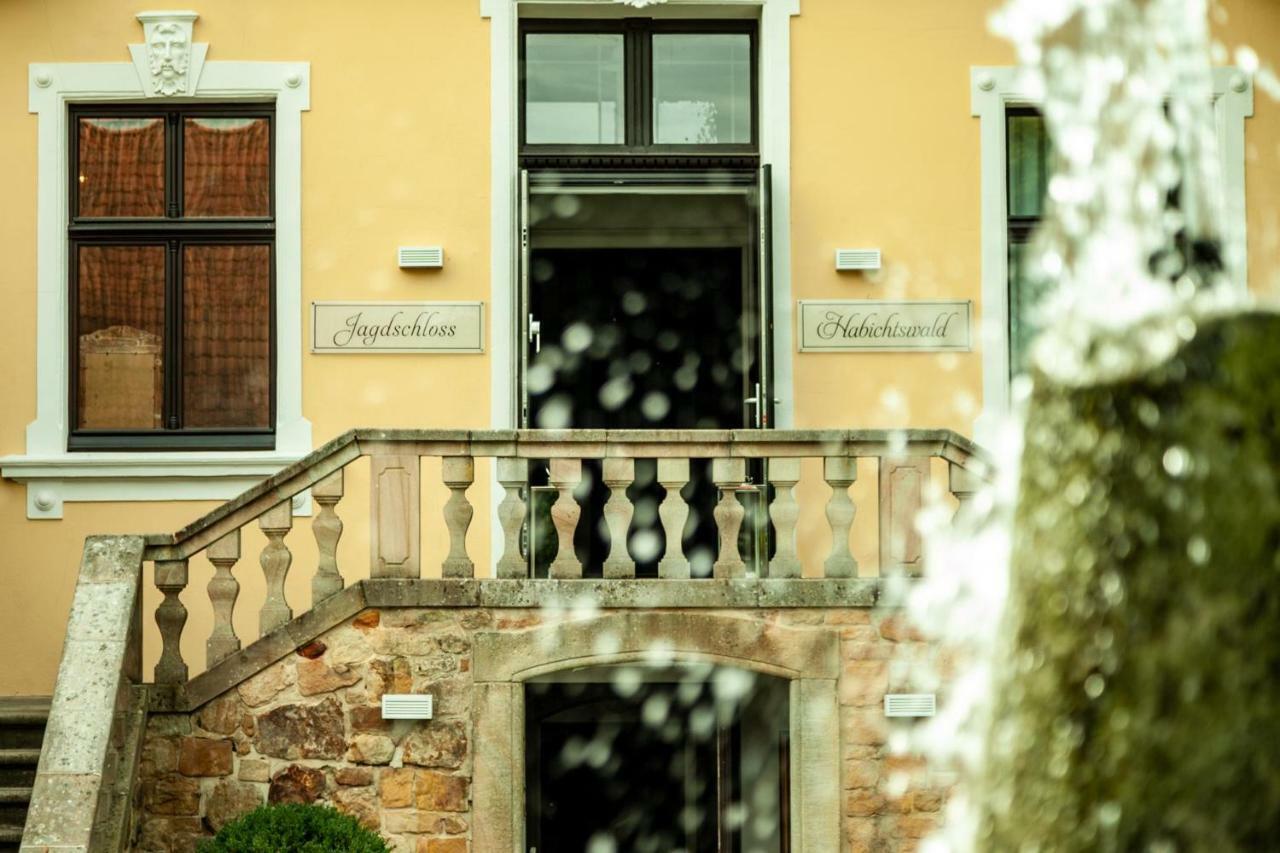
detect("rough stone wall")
(135, 607), (947, 853)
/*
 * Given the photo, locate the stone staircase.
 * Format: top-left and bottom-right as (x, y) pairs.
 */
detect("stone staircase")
(0, 698), (49, 851)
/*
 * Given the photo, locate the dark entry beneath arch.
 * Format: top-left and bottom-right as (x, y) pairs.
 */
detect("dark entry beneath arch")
(525, 664), (790, 853)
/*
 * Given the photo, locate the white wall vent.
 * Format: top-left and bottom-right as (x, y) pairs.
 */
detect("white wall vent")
(381, 693), (434, 720)
(398, 246), (445, 269)
(884, 693), (936, 718)
(835, 248), (881, 271)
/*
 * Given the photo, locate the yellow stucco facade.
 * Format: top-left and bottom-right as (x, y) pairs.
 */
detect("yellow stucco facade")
(0, 0), (1277, 696)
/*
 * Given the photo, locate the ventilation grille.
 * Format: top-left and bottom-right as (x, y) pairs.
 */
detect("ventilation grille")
(835, 248), (881, 271)
(398, 246), (445, 268)
(381, 693), (434, 720)
(884, 693), (936, 718)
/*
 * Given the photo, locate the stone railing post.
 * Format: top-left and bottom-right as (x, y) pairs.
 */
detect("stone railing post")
(258, 503), (294, 635)
(442, 456), (476, 578)
(712, 458), (747, 579)
(949, 460), (982, 523)
(602, 458), (636, 579)
(205, 530), (241, 669)
(768, 458), (802, 578)
(154, 558), (189, 683)
(495, 458), (528, 579)
(311, 468), (345, 603)
(879, 457), (929, 576)
(548, 458), (583, 579)
(823, 456), (858, 578)
(657, 458), (691, 579)
(369, 451), (421, 579)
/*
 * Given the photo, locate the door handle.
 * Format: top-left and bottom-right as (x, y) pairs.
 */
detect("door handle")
(528, 315), (542, 354)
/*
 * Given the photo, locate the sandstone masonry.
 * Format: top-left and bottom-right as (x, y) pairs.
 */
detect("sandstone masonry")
(134, 606), (949, 853)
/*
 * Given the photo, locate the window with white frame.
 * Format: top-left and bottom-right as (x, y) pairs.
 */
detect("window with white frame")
(0, 16), (311, 518)
(970, 66), (1253, 431)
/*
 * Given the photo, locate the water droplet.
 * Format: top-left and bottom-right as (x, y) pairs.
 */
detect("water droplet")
(527, 363), (554, 394)
(1162, 445), (1191, 477)
(563, 322), (593, 354)
(1099, 802), (1122, 826)
(598, 376), (633, 410)
(641, 391), (670, 421)
(1186, 535), (1210, 565)
(1084, 673), (1106, 698)
(622, 290), (647, 316)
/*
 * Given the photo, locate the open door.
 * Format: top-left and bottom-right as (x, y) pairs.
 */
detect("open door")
(518, 168), (532, 428)
(755, 163), (774, 428)
(518, 169), (774, 575)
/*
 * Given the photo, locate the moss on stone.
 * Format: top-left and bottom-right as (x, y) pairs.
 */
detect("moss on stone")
(978, 311), (1280, 851)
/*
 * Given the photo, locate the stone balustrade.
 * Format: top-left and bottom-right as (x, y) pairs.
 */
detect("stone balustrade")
(139, 429), (990, 686)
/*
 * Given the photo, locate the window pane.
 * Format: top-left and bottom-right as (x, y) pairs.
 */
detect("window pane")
(184, 117), (272, 217)
(653, 34), (751, 145)
(525, 33), (625, 144)
(77, 118), (166, 217)
(76, 245), (166, 429)
(1007, 113), (1049, 217)
(182, 245), (272, 428)
(1009, 240), (1055, 376)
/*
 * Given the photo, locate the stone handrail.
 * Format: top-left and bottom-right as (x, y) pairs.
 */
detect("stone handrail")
(138, 428), (991, 686)
(21, 536), (149, 852)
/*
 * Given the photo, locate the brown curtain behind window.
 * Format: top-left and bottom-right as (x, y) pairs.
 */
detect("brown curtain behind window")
(78, 119), (166, 217)
(184, 118), (271, 217)
(183, 244), (271, 428)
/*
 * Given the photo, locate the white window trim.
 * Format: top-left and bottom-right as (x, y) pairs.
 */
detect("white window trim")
(2, 57), (312, 519)
(482, 0), (800, 433)
(481, 0), (799, 566)
(970, 65), (1254, 440)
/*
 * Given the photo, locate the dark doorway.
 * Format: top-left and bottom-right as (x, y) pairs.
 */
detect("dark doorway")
(519, 178), (772, 577)
(528, 246), (748, 431)
(525, 666), (790, 853)
(525, 246), (760, 577)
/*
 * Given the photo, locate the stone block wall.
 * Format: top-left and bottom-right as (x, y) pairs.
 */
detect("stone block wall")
(135, 606), (948, 853)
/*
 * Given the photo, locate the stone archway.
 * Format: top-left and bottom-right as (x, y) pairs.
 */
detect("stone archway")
(471, 611), (841, 852)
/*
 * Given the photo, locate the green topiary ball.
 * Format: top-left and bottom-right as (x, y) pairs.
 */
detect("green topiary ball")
(199, 803), (390, 853)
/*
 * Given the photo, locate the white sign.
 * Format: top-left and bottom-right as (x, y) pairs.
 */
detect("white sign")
(798, 300), (972, 352)
(312, 302), (484, 353)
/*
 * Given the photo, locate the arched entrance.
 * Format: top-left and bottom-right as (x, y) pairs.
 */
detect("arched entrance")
(472, 611), (840, 852)
(526, 663), (790, 852)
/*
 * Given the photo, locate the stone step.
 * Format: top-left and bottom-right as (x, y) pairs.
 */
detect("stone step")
(0, 699), (49, 754)
(0, 752), (40, 795)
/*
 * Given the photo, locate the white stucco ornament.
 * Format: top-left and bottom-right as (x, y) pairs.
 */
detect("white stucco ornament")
(130, 11), (208, 97)
(618, 0), (669, 7)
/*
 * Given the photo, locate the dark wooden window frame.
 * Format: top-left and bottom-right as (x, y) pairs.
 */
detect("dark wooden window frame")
(519, 18), (759, 169)
(67, 102), (277, 452)
(1005, 105), (1044, 379)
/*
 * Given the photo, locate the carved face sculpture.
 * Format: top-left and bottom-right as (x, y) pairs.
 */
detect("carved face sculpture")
(148, 23), (190, 95)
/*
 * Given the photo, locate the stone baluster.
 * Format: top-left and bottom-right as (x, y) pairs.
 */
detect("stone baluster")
(495, 458), (528, 579)
(369, 452), (421, 579)
(768, 458), (802, 578)
(657, 458), (690, 579)
(205, 531), (241, 669)
(712, 458), (747, 579)
(602, 458), (636, 579)
(548, 458), (583, 579)
(258, 503), (293, 636)
(949, 461), (982, 524)
(311, 470), (345, 604)
(823, 456), (859, 578)
(154, 559), (189, 683)
(442, 456), (476, 578)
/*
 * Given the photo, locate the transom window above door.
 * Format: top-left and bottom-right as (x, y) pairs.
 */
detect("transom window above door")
(520, 19), (757, 153)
